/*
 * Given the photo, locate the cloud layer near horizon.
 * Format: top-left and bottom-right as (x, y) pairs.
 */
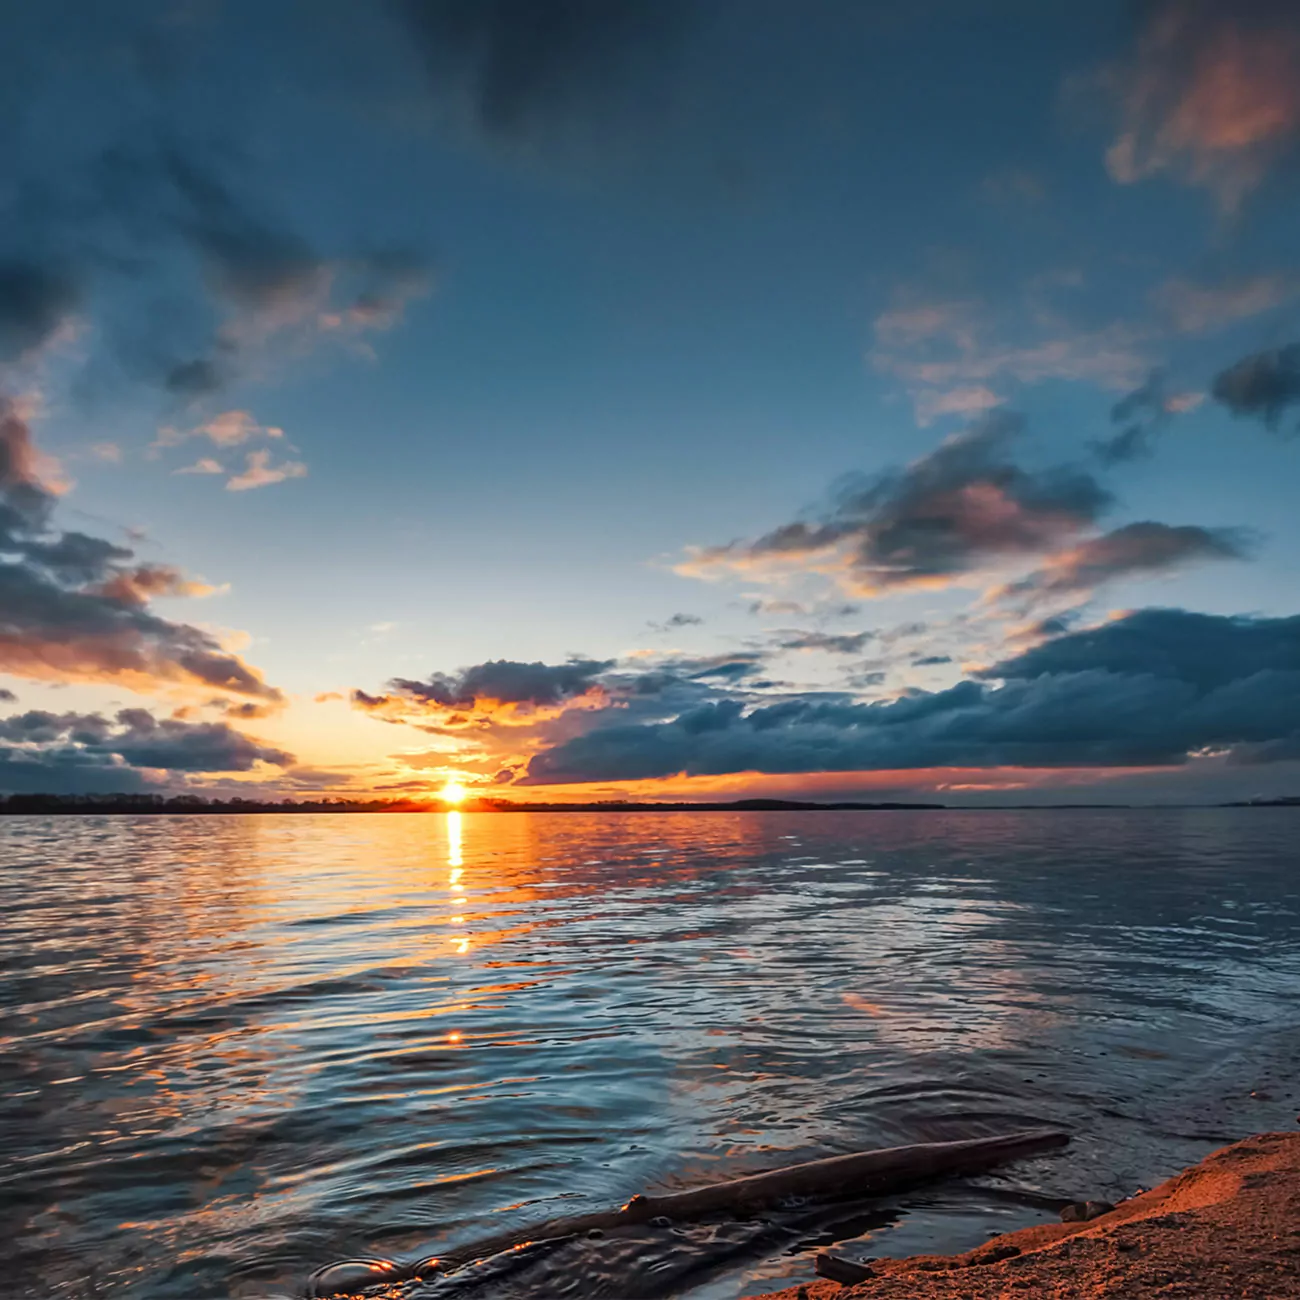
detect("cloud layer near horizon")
(0, 706), (294, 793)
(517, 609), (1300, 784)
(344, 605), (1300, 794)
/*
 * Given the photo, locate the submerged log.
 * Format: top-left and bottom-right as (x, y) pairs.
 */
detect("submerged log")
(616, 1129), (1069, 1221)
(308, 1129), (1068, 1297)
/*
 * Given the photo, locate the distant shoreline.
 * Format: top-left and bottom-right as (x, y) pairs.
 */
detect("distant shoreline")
(0, 795), (1296, 815)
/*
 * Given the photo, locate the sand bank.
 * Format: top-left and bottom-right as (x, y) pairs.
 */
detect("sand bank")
(753, 1131), (1300, 1300)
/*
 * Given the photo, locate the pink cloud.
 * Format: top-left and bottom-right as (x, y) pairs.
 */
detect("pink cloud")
(1104, 1), (1300, 212)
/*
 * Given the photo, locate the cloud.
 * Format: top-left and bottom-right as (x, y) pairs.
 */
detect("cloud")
(1153, 274), (1298, 333)
(144, 153), (431, 388)
(1092, 370), (1205, 463)
(648, 612), (704, 633)
(682, 413), (1112, 595)
(354, 655), (616, 732)
(0, 706), (294, 793)
(773, 630), (875, 655)
(159, 410), (284, 450)
(225, 449), (308, 491)
(93, 564), (217, 606)
(913, 386), (1004, 426)
(399, 656), (614, 708)
(746, 599), (809, 618)
(0, 262), (80, 363)
(175, 458), (224, 476)
(994, 521), (1253, 603)
(395, 0), (688, 143)
(1102, 0), (1300, 212)
(989, 607), (1300, 690)
(0, 398), (280, 700)
(1, 16), (432, 405)
(1212, 343), (1300, 429)
(871, 294), (1149, 422)
(521, 608), (1300, 783)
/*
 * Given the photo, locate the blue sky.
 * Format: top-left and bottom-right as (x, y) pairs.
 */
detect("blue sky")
(3, 0), (1300, 803)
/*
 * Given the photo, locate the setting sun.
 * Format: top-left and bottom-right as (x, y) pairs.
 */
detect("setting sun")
(439, 780), (468, 805)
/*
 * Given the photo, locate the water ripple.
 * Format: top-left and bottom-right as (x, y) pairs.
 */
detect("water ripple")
(2, 808), (1298, 1298)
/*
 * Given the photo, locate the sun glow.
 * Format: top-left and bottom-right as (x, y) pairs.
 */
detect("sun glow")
(440, 780), (468, 805)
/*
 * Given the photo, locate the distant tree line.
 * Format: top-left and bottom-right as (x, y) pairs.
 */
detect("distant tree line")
(0, 792), (953, 815)
(0, 793), (433, 815)
(11, 792), (1287, 815)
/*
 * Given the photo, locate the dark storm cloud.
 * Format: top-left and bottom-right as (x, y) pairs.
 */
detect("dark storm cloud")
(0, 262), (80, 362)
(0, 399), (281, 699)
(690, 413), (1113, 593)
(521, 608), (1300, 783)
(986, 607), (1300, 690)
(913, 655), (952, 666)
(1212, 343), (1300, 431)
(395, 0), (688, 141)
(998, 522), (1253, 602)
(0, 706), (294, 794)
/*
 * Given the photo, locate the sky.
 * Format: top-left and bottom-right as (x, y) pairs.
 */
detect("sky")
(2, 0), (1300, 805)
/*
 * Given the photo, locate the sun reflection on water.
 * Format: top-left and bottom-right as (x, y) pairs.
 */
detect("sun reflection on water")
(5, 809), (1299, 1300)
(446, 810), (463, 869)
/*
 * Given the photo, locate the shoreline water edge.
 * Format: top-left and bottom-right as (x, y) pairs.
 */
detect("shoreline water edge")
(749, 1132), (1300, 1299)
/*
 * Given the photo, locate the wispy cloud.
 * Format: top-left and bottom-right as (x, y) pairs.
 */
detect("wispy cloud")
(225, 449), (308, 492)
(871, 292), (1149, 423)
(1153, 273), (1299, 333)
(174, 457), (224, 476)
(1102, 0), (1300, 212)
(1092, 370), (1205, 464)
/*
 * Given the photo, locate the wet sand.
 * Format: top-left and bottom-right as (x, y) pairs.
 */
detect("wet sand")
(753, 1131), (1300, 1300)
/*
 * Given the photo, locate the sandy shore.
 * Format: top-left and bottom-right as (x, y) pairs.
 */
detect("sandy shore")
(752, 1131), (1300, 1300)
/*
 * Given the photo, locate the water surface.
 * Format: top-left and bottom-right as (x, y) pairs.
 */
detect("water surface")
(3, 809), (1299, 1298)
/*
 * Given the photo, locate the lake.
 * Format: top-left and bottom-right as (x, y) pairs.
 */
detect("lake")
(3, 809), (1299, 1299)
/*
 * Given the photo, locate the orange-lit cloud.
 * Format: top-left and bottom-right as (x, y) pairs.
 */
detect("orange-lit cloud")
(226, 448), (308, 492)
(679, 413), (1112, 597)
(0, 399), (281, 703)
(1104, 0), (1300, 212)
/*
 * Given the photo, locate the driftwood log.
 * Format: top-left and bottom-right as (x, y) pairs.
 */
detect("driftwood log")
(814, 1252), (877, 1284)
(306, 1129), (1069, 1297)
